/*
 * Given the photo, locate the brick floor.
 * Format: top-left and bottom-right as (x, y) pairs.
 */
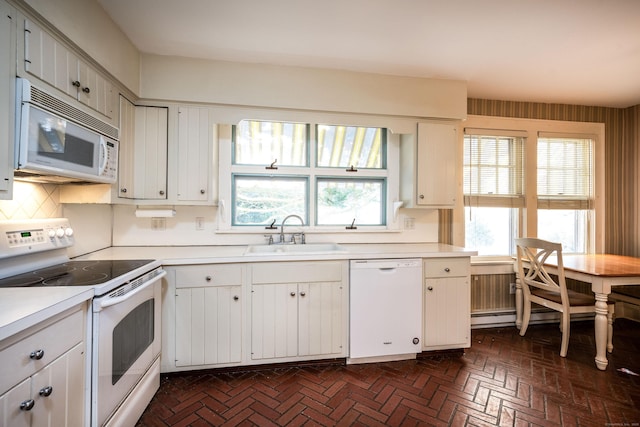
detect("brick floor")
(137, 319), (640, 426)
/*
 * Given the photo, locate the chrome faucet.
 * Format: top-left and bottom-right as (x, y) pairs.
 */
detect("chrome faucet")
(280, 214), (304, 244)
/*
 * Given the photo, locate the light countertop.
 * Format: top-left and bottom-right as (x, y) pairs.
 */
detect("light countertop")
(0, 287), (93, 342)
(76, 243), (476, 265)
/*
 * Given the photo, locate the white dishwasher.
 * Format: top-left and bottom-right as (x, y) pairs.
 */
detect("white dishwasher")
(349, 258), (422, 362)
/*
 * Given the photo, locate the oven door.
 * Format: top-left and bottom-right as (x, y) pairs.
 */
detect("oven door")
(92, 269), (165, 426)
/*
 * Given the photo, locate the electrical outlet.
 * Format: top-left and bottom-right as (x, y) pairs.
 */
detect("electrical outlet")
(509, 282), (516, 294)
(151, 218), (166, 231)
(404, 217), (415, 229)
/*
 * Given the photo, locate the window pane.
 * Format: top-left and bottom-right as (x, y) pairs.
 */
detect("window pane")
(317, 179), (384, 225)
(537, 138), (592, 198)
(234, 120), (308, 166)
(465, 207), (516, 256)
(316, 125), (385, 169)
(538, 209), (587, 253)
(464, 135), (524, 197)
(233, 176), (306, 225)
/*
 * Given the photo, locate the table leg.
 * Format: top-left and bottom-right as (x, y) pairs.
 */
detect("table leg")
(594, 293), (609, 370)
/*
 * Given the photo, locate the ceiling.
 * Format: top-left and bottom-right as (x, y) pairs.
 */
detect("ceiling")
(97, 0), (640, 108)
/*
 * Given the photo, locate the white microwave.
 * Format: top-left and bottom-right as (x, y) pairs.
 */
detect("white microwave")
(14, 78), (118, 184)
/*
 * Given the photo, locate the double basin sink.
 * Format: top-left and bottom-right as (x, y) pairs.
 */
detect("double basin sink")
(244, 243), (347, 256)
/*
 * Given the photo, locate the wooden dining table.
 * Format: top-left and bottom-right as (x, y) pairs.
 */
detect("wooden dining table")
(514, 253), (640, 370)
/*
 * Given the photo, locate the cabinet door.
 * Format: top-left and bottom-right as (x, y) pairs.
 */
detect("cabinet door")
(177, 107), (213, 202)
(0, 378), (31, 427)
(175, 286), (242, 367)
(251, 283), (298, 360)
(78, 60), (114, 119)
(0, 1), (15, 199)
(298, 282), (343, 357)
(31, 342), (84, 427)
(117, 96), (136, 199)
(134, 106), (168, 199)
(416, 122), (458, 207)
(423, 278), (470, 349)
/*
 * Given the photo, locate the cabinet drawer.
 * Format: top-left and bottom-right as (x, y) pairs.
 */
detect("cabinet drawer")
(423, 257), (469, 278)
(175, 264), (243, 288)
(0, 308), (84, 393)
(252, 261), (344, 284)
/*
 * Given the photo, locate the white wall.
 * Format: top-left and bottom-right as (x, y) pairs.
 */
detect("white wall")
(111, 205), (439, 247)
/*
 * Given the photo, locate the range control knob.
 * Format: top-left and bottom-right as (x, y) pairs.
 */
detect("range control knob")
(55, 228), (65, 238)
(48, 229), (56, 239)
(64, 228), (74, 237)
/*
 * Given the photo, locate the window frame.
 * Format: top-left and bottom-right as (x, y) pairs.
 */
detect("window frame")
(218, 114), (401, 233)
(454, 115), (605, 259)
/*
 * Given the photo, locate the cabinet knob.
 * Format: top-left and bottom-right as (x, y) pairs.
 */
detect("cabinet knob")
(205, 276), (212, 281)
(200, 189), (205, 194)
(419, 194), (425, 199)
(233, 295), (239, 301)
(30, 349), (44, 360)
(444, 267), (450, 273)
(159, 190), (165, 196)
(39, 386), (53, 397)
(427, 286), (433, 291)
(82, 86), (91, 94)
(290, 292), (296, 297)
(20, 399), (35, 411)
(72, 80), (81, 87)
(120, 188), (127, 193)
(300, 291), (306, 297)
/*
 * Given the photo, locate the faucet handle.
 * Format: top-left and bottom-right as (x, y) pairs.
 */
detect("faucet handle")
(264, 234), (274, 245)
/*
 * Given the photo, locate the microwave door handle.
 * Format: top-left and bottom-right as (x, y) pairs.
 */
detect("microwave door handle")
(95, 270), (166, 311)
(99, 137), (108, 173)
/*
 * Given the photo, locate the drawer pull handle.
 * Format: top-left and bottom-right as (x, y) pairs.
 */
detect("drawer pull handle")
(39, 386), (53, 397)
(444, 267), (450, 273)
(427, 286), (433, 291)
(233, 295), (239, 301)
(30, 349), (44, 360)
(20, 399), (35, 411)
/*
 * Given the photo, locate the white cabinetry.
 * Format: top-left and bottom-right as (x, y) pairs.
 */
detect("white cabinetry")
(0, 305), (87, 427)
(117, 101), (168, 200)
(401, 121), (459, 208)
(177, 106), (217, 203)
(0, 0), (15, 200)
(250, 261), (348, 362)
(166, 264), (245, 370)
(423, 257), (471, 350)
(21, 18), (115, 122)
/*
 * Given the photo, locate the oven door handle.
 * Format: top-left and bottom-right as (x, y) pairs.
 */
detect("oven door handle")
(96, 270), (166, 310)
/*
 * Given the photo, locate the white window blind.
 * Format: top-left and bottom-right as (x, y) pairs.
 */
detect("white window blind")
(537, 135), (593, 209)
(463, 133), (525, 207)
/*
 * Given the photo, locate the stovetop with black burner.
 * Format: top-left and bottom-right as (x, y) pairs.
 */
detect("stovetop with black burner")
(0, 260), (155, 288)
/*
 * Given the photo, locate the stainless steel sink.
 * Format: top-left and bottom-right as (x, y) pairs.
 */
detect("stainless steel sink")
(244, 243), (347, 256)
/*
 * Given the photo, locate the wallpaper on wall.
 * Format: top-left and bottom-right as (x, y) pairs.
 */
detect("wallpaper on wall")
(0, 181), (62, 220)
(446, 98), (639, 257)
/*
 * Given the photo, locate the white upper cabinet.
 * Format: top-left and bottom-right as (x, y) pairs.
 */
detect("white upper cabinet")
(0, 0), (15, 200)
(401, 121), (460, 208)
(177, 106), (217, 203)
(21, 18), (116, 123)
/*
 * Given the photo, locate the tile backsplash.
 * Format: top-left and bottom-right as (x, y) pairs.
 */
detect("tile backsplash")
(0, 182), (62, 220)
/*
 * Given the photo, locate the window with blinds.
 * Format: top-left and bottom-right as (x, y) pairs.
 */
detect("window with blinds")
(537, 135), (593, 209)
(463, 133), (525, 208)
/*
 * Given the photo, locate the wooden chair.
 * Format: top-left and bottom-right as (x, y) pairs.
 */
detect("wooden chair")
(515, 237), (614, 357)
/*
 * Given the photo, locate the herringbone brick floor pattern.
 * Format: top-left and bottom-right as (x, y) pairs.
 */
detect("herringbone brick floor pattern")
(137, 320), (640, 426)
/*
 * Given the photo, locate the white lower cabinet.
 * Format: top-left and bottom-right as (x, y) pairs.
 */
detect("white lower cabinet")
(169, 264), (245, 369)
(250, 261), (348, 362)
(423, 257), (471, 350)
(0, 305), (87, 427)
